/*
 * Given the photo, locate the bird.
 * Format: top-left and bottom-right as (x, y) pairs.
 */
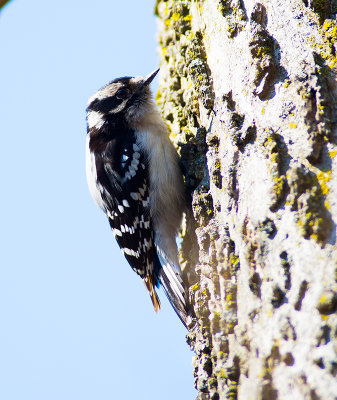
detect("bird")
(85, 69), (193, 328)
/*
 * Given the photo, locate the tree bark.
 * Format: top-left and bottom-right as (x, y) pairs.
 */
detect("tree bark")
(155, 0), (337, 399)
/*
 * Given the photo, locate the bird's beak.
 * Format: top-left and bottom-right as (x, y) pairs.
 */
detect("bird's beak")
(143, 68), (160, 87)
(128, 68), (160, 106)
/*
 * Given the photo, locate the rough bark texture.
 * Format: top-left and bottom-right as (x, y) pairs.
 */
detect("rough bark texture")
(155, 0), (337, 399)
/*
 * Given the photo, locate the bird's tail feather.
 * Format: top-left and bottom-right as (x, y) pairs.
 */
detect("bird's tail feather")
(155, 248), (193, 329)
(144, 273), (161, 312)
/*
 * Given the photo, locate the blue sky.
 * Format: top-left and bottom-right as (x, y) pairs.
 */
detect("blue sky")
(0, 1), (196, 399)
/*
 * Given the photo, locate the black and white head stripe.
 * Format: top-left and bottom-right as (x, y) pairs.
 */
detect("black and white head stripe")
(86, 78), (131, 122)
(86, 76), (143, 118)
(88, 96), (125, 114)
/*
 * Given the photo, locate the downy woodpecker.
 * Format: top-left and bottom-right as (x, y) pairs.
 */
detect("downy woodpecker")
(86, 69), (193, 328)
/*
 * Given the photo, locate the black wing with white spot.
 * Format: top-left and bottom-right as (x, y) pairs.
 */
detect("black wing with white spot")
(93, 130), (155, 281)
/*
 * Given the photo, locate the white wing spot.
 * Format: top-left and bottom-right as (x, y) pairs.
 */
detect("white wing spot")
(122, 248), (140, 258)
(113, 228), (122, 237)
(142, 238), (152, 252)
(144, 220), (150, 229)
(118, 204), (124, 213)
(142, 196), (150, 207)
(131, 159), (139, 168)
(122, 199), (130, 207)
(130, 192), (139, 201)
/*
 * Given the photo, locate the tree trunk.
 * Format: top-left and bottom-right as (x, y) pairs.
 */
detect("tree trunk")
(155, 0), (337, 399)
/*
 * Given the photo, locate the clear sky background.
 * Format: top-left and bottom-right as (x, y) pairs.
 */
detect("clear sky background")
(0, 1), (196, 399)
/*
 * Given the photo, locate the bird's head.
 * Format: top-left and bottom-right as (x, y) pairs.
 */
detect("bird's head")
(87, 69), (159, 130)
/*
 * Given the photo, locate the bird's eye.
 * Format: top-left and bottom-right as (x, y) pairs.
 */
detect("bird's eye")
(116, 88), (128, 99)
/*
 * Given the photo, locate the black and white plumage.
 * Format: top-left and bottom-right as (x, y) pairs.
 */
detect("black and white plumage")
(86, 69), (193, 328)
